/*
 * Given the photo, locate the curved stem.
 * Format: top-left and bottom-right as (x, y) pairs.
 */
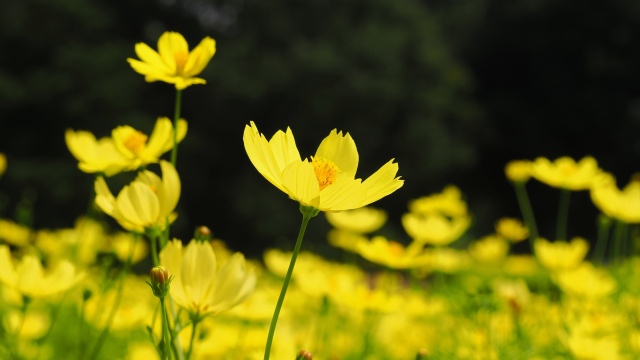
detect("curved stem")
(185, 317), (200, 360)
(556, 189), (571, 241)
(264, 211), (314, 360)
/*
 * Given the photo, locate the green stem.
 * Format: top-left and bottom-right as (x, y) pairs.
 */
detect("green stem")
(160, 298), (171, 360)
(168, 297), (185, 360)
(593, 214), (612, 264)
(87, 276), (125, 360)
(556, 189), (571, 241)
(612, 220), (628, 264)
(185, 317), (200, 360)
(170, 89), (183, 167)
(264, 206), (317, 360)
(513, 182), (538, 251)
(150, 231), (160, 266)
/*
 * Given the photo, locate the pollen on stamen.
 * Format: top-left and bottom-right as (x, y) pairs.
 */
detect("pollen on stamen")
(312, 157), (340, 191)
(124, 131), (148, 155)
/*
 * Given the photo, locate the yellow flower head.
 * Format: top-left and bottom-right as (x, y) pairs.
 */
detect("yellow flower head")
(591, 173), (640, 223)
(94, 160), (180, 233)
(555, 262), (616, 299)
(65, 129), (129, 176)
(243, 122), (403, 211)
(504, 160), (532, 183)
(111, 117), (187, 170)
(408, 185), (468, 217)
(325, 206), (387, 234)
(534, 237), (589, 272)
(354, 236), (431, 269)
(402, 212), (471, 246)
(531, 156), (602, 190)
(0, 219), (31, 247)
(127, 31), (216, 90)
(468, 235), (510, 264)
(0, 152), (6, 176)
(160, 239), (256, 317)
(495, 217), (529, 242)
(0, 245), (84, 298)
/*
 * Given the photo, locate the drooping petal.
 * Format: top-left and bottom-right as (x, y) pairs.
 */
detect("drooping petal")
(157, 161), (181, 220)
(160, 240), (189, 307)
(281, 160), (321, 208)
(361, 160), (404, 207)
(94, 177), (117, 217)
(209, 253), (256, 314)
(143, 118), (173, 161)
(16, 256), (44, 296)
(116, 183), (160, 228)
(315, 130), (359, 179)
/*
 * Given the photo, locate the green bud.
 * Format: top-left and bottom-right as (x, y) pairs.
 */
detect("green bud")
(147, 266), (172, 298)
(194, 226), (212, 242)
(296, 350), (312, 360)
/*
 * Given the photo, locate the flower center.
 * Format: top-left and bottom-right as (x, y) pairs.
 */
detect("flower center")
(174, 51), (189, 74)
(124, 131), (148, 155)
(312, 157), (339, 191)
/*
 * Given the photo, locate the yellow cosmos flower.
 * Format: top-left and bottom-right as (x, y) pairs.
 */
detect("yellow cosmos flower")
(0, 245), (83, 298)
(402, 212), (471, 246)
(325, 206), (387, 234)
(495, 217), (529, 242)
(160, 239), (256, 317)
(555, 262), (616, 298)
(590, 173), (640, 223)
(354, 236), (431, 269)
(65, 129), (129, 176)
(0, 219), (31, 247)
(504, 160), (532, 183)
(468, 235), (510, 264)
(408, 185), (468, 217)
(127, 31), (216, 90)
(243, 121), (403, 211)
(534, 237), (589, 272)
(94, 160), (180, 233)
(111, 117), (187, 170)
(531, 156), (602, 190)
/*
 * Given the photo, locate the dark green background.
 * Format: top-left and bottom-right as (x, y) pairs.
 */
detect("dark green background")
(1, 0), (639, 257)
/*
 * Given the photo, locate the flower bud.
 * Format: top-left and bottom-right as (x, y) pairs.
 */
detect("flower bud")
(194, 226), (212, 241)
(296, 350), (312, 360)
(147, 266), (172, 298)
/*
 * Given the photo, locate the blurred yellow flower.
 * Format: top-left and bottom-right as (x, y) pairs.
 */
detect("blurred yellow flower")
(243, 122), (403, 211)
(35, 217), (106, 267)
(408, 185), (468, 217)
(468, 235), (509, 264)
(504, 160), (531, 183)
(495, 217), (528, 242)
(110, 232), (148, 264)
(0, 245), (83, 298)
(127, 31), (216, 90)
(325, 206), (387, 234)
(354, 236), (431, 269)
(111, 117), (187, 170)
(95, 160), (180, 232)
(160, 239), (256, 317)
(65, 129), (129, 176)
(534, 237), (589, 272)
(531, 156), (602, 190)
(402, 212), (470, 246)
(590, 173), (640, 223)
(0, 219), (31, 247)
(555, 262), (616, 298)
(0, 152), (6, 176)
(327, 229), (367, 252)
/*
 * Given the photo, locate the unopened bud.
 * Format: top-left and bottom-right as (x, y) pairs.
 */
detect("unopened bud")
(415, 348), (429, 359)
(296, 350), (312, 360)
(194, 226), (212, 241)
(147, 266), (172, 298)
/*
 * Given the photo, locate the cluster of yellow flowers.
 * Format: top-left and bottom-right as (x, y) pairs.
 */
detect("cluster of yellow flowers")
(0, 30), (639, 360)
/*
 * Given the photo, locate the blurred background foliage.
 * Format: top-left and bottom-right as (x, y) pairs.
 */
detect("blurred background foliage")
(1, 0), (639, 257)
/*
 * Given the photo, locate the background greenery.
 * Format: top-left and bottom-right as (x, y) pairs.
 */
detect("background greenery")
(1, 0), (639, 257)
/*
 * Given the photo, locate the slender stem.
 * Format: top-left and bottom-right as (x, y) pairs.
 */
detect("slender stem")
(612, 220), (628, 264)
(160, 298), (171, 360)
(170, 89), (183, 167)
(513, 182), (538, 250)
(556, 189), (571, 241)
(593, 214), (612, 264)
(168, 297), (185, 360)
(264, 213), (313, 360)
(150, 232), (160, 266)
(186, 317), (200, 360)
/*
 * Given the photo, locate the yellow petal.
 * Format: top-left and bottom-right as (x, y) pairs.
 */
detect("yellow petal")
(133, 42), (173, 74)
(158, 161), (181, 219)
(116, 183), (160, 227)
(16, 256), (44, 296)
(315, 130), (358, 179)
(158, 32), (188, 73)
(94, 177), (117, 217)
(209, 253), (256, 313)
(0, 245), (18, 288)
(143, 118), (173, 160)
(183, 37), (216, 77)
(361, 160), (404, 206)
(318, 178), (367, 211)
(281, 160), (321, 208)
(181, 241), (217, 309)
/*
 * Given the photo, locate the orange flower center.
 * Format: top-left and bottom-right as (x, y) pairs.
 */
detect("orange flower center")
(312, 157), (339, 191)
(124, 131), (148, 155)
(174, 51), (189, 74)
